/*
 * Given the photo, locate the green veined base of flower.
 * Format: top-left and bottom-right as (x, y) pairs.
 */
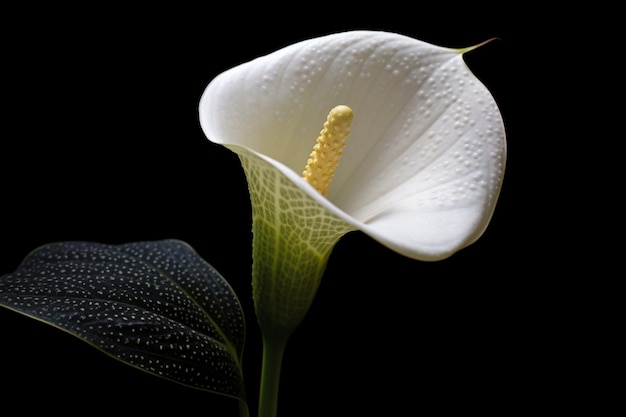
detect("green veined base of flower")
(232, 145), (355, 338)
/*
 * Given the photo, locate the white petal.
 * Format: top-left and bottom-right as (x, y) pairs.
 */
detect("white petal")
(199, 30), (506, 261)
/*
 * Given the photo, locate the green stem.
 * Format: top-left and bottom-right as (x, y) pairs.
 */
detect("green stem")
(258, 333), (289, 417)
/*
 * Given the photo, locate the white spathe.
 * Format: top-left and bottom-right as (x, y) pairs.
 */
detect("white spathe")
(199, 30), (506, 261)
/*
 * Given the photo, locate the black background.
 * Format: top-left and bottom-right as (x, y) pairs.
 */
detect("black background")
(0, 5), (562, 416)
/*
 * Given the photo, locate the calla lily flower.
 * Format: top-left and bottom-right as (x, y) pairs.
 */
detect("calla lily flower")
(199, 30), (506, 338)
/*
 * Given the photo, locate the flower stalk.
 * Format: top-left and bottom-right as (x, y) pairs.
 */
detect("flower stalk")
(257, 333), (288, 417)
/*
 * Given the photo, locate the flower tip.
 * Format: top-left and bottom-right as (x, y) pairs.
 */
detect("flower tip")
(457, 37), (500, 54)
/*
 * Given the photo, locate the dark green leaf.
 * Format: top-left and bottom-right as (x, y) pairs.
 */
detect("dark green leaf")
(0, 239), (246, 402)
